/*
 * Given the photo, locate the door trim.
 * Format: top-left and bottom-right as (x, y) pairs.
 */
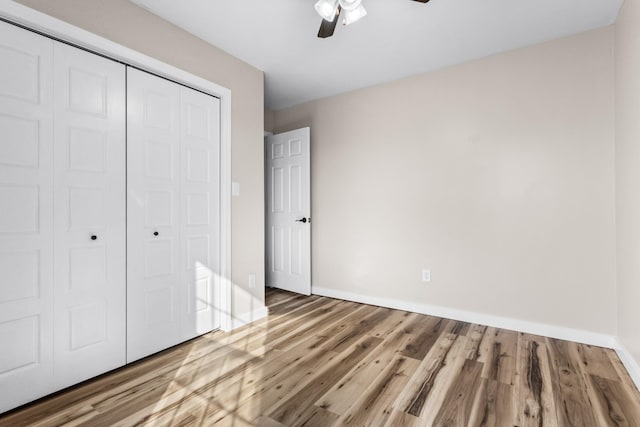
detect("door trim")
(0, 1), (233, 331)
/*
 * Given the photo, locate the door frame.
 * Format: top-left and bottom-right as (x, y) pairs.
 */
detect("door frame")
(0, 1), (234, 331)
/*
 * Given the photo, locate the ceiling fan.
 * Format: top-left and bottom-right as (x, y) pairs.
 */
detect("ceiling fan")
(315, 0), (431, 38)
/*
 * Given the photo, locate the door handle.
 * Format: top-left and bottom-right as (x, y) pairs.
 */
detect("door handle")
(295, 217), (309, 223)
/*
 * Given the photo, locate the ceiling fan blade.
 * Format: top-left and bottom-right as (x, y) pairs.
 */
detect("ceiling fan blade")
(318, 5), (341, 38)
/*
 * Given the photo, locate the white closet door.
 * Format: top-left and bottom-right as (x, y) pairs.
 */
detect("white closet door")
(0, 21), (55, 413)
(127, 68), (182, 362)
(52, 42), (126, 387)
(180, 87), (220, 339)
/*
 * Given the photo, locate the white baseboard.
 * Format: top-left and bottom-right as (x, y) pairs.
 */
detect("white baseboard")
(229, 306), (269, 330)
(312, 286), (615, 349)
(613, 338), (640, 391)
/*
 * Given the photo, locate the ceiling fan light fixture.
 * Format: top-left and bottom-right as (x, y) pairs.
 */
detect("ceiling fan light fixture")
(315, 0), (340, 22)
(338, 0), (362, 11)
(342, 4), (367, 25)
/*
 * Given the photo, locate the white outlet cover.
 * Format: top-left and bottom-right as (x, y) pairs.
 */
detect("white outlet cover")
(232, 181), (240, 196)
(422, 269), (431, 282)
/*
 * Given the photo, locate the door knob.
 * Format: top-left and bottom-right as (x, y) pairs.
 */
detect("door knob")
(295, 217), (308, 223)
(90, 235), (97, 241)
(153, 231), (159, 236)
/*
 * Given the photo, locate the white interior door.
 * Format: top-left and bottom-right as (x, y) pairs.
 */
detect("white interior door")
(179, 87), (220, 339)
(52, 42), (126, 387)
(127, 68), (182, 362)
(0, 21), (55, 413)
(265, 128), (311, 295)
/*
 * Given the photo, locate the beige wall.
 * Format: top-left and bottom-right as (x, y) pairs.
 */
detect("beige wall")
(265, 108), (276, 134)
(615, 0), (640, 364)
(272, 28), (617, 335)
(15, 0), (266, 319)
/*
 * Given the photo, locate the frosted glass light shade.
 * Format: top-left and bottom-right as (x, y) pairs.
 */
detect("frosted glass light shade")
(338, 0), (362, 11)
(342, 4), (367, 25)
(315, 0), (340, 21)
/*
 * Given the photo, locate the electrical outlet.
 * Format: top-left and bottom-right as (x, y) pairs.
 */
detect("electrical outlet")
(422, 269), (431, 282)
(249, 273), (256, 289)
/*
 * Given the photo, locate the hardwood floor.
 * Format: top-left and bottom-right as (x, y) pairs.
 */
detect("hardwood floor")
(1, 288), (639, 426)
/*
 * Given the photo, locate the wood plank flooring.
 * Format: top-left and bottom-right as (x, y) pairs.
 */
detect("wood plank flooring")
(1, 288), (639, 426)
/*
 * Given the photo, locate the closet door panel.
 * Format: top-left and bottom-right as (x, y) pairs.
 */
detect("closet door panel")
(127, 68), (181, 362)
(180, 88), (220, 339)
(0, 21), (55, 413)
(52, 42), (126, 387)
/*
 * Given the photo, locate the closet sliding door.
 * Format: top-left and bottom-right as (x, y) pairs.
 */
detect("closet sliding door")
(0, 20), (126, 412)
(180, 86), (220, 340)
(0, 22), (55, 413)
(127, 68), (182, 362)
(52, 42), (126, 388)
(127, 68), (220, 363)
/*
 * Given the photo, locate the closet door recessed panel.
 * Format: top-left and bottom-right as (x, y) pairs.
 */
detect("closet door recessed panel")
(0, 21), (55, 414)
(52, 42), (126, 388)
